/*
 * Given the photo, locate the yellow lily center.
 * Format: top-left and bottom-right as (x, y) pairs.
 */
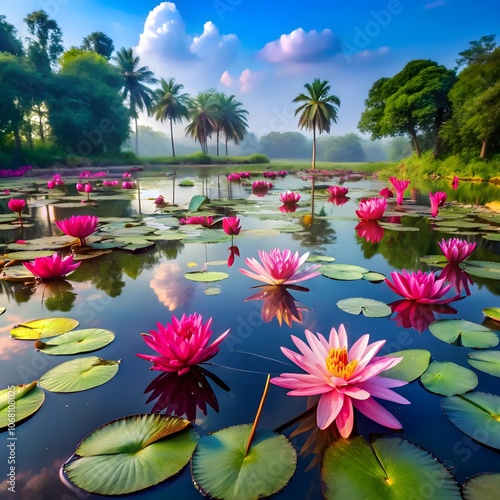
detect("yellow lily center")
(326, 347), (358, 380)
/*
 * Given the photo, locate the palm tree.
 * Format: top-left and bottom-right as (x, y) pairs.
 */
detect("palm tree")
(185, 91), (221, 154)
(154, 78), (190, 157)
(114, 47), (158, 155)
(213, 93), (249, 156)
(293, 78), (341, 170)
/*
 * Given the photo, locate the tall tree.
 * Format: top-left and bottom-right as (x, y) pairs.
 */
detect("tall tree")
(154, 78), (190, 157)
(456, 34), (497, 68)
(185, 91), (221, 154)
(292, 78), (340, 170)
(213, 93), (249, 156)
(81, 32), (115, 60)
(24, 10), (64, 71)
(114, 47), (158, 155)
(0, 15), (24, 56)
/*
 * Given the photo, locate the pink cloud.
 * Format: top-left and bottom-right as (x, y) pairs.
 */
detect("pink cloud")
(220, 70), (234, 87)
(239, 68), (265, 93)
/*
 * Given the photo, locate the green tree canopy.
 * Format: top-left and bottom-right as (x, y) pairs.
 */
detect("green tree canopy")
(81, 32), (115, 60)
(259, 131), (310, 159)
(0, 15), (24, 56)
(185, 91), (221, 154)
(318, 133), (365, 162)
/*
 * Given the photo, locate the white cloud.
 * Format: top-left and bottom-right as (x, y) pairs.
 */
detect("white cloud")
(190, 21), (240, 61)
(259, 28), (340, 64)
(239, 68), (265, 93)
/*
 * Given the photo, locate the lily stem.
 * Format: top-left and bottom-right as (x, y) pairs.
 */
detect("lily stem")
(245, 373), (270, 456)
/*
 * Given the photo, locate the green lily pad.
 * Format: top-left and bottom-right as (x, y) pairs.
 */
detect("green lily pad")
(180, 179), (195, 187)
(337, 297), (391, 318)
(65, 414), (197, 495)
(5, 235), (76, 251)
(434, 220), (484, 229)
(87, 240), (128, 249)
(192, 424), (296, 500)
(428, 319), (499, 348)
(39, 356), (120, 392)
(460, 261), (500, 280)
(321, 263), (369, 281)
(10, 317), (79, 340)
(183, 232), (231, 244)
(421, 361), (478, 396)
(362, 271), (386, 282)
(482, 232), (500, 241)
(187, 194), (208, 212)
(441, 392), (500, 449)
(467, 351), (500, 377)
(204, 287), (222, 296)
(0, 382), (45, 431)
(322, 435), (460, 499)
(483, 307), (500, 322)
(306, 255), (335, 263)
(378, 223), (420, 232)
(419, 254), (449, 266)
(34, 328), (115, 355)
(4, 250), (55, 260)
(462, 473), (500, 499)
(0, 266), (37, 281)
(144, 231), (186, 241)
(383, 349), (431, 382)
(184, 271), (229, 283)
(115, 237), (156, 251)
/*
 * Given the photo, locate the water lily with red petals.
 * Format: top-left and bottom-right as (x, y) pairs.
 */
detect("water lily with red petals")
(23, 254), (81, 280)
(355, 197), (387, 220)
(271, 324), (409, 435)
(327, 186), (349, 197)
(222, 216), (241, 236)
(379, 187), (394, 199)
(438, 237), (476, 264)
(280, 190), (301, 205)
(55, 215), (99, 246)
(429, 191), (447, 217)
(179, 216), (213, 227)
(137, 313), (230, 375)
(389, 177), (410, 205)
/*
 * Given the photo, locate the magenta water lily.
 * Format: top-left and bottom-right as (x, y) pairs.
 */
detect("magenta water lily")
(137, 313), (230, 376)
(55, 215), (99, 246)
(429, 191), (447, 217)
(385, 269), (454, 304)
(23, 254), (81, 280)
(280, 190), (301, 205)
(271, 324), (409, 436)
(389, 177), (410, 205)
(180, 216), (213, 227)
(222, 216), (241, 236)
(438, 238), (476, 264)
(355, 197), (387, 221)
(240, 248), (321, 286)
(327, 186), (348, 197)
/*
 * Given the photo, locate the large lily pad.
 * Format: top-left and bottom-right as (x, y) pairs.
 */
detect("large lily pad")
(322, 435), (460, 499)
(383, 349), (431, 382)
(65, 414), (197, 495)
(306, 255), (335, 263)
(483, 307), (500, 322)
(460, 261), (500, 280)
(0, 382), (45, 431)
(462, 473), (500, 499)
(188, 194), (208, 211)
(337, 297), (391, 318)
(4, 250), (55, 260)
(191, 424), (296, 500)
(420, 361), (478, 396)
(34, 328), (115, 355)
(441, 392), (500, 449)
(10, 317), (79, 340)
(321, 263), (369, 281)
(428, 319), (499, 348)
(184, 271), (229, 282)
(467, 351), (500, 377)
(39, 356), (120, 392)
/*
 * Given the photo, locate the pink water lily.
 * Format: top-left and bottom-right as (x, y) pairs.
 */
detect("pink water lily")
(452, 176), (459, 190)
(8, 198), (26, 215)
(252, 180), (273, 196)
(222, 216), (241, 236)
(55, 215), (99, 246)
(327, 186), (349, 197)
(240, 248), (321, 286)
(429, 191), (447, 217)
(271, 324), (409, 436)
(23, 254), (80, 280)
(438, 237), (476, 264)
(179, 216), (213, 227)
(389, 177), (410, 205)
(137, 313), (230, 376)
(355, 197), (387, 221)
(379, 187), (394, 199)
(280, 190), (301, 205)
(385, 269), (454, 304)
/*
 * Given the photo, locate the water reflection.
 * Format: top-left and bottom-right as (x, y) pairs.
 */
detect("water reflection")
(144, 367), (230, 421)
(150, 261), (195, 311)
(389, 299), (457, 333)
(439, 263), (473, 296)
(355, 220), (384, 244)
(244, 285), (310, 327)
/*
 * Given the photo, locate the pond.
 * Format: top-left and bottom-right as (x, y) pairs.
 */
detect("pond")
(1, 166), (500, 499)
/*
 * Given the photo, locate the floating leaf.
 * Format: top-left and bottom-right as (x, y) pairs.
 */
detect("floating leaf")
(5, 235), (76, 251)
(306, 255), (335, 263)
(321, 263), (369, 281)
(442, 392), (500, 449)
(337, 297), (391, 317)
(460, 261), (500, 280)
(383, 349), (431, 382)
(192, 424), (296, 500)
(184, 271), (229, 283)
(35, 328), (115, 355)
(462, 473), (500, 499)
(0, 382), (45, 431)
(183, 231), (231, 244)
(378, 223), (420, 232)
(362, 271), (386, 282)
(72, 249), (112, 260)
(10, 317), (79, 340)
(467, 351), (500, 377)
(420, 361), (478, 396)
(39, 356), (119, 392)
(0, 266), (36, 282)
(180, 179), (195, 187)
(428, 319), (499, 348)
(65, 414), (197, 495)
(4, 250), (55, 260)
(419, 254), (449, 266)
(483, 307), (500, 322)
(203, 287), (221, 296)
(322, 435), (460, 499)
(187, 194), (208, 211)
(434, 220), (485, 229)
(482, 232), (500, 242)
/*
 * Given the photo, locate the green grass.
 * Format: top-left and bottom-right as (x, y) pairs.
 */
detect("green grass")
(267, 159), (395, 173)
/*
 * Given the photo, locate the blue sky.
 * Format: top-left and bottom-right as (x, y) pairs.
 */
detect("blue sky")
(3, 0), (499, 139)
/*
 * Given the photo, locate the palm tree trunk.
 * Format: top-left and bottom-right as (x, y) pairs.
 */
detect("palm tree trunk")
(135, 117), (139, 156)
(169, 117), (175, 157)
(480, 140), (487, 158)
(216, 130), (220, 156)
(225, 137), (228, 156)
(312, 126), (317, 170)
